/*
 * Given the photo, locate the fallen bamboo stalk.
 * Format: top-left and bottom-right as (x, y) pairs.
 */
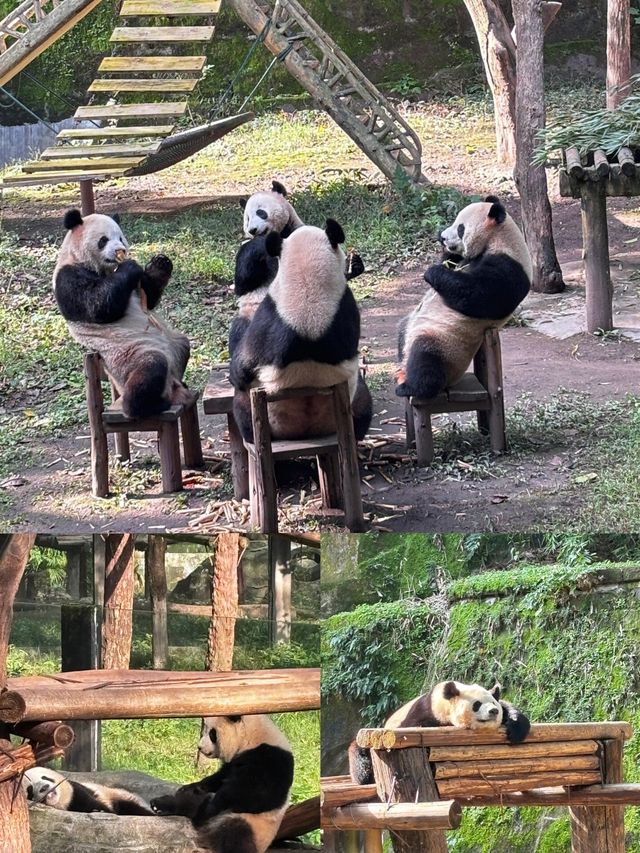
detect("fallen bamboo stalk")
(323, 800), (461, 831)
(437, 770), (602, 798)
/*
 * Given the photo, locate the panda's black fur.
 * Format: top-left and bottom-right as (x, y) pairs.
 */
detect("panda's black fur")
(229, 219), (372, 443)
(150, 714), (294, 853)
(396, 196), (532, 400)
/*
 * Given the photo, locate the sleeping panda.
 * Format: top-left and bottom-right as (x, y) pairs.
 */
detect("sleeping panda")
(53, 209), (194, 419)
(231, 181), (365, 355)
(349, 680), (530, 785)
(150, 714), (294, 853)
(23, 766), (154, 815)
(396, 196), (532, 399)
(229, 219), (373, 442)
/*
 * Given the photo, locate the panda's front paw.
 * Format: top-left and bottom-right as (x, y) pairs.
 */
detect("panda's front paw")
(118, 259), (144, 287)
(395, 382), (413, 398)
(150, 795), (177, 815)
(146, 254), (173, 278)
(345, 251), (365, 280)
(423, 264), (442, 287)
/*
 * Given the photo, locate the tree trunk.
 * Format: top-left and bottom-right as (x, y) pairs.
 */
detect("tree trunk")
(607, 0), (631, 108)
(206, 534), (239, 673)
(146, 536), (168, 670)
(102, 534), (135, 670)
(513, 0), (565, 293)
(462, 0), (517, 164)
(0, 534), (35, 853)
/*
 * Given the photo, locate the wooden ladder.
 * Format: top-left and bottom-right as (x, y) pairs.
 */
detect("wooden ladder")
(3, 0), (220, 187)
(226, 0), (425, 183)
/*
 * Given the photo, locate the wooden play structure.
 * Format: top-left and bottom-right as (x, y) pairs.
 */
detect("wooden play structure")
(322, 722), (640, 852)
(1, 0), (424, 195)
(560, 144), (640, 333)
(405, 329), (506, 467)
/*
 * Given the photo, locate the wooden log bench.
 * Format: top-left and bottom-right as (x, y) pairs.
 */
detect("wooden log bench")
(324, 722), (640, 852)
(84, 352), (203, 496)
(405, 329), (505, 467)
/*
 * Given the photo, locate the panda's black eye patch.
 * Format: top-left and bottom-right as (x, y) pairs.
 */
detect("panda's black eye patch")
(457, 224), (465, 238)
(98, 236), (108, 250)
(209, 730), (218, 744)
(472, 701), (482, 712)
(256, 209), (268, 220)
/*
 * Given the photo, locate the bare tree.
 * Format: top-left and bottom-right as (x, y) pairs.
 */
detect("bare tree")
(513, 0), (565, 293)
(102, 534), (135, 669)
(607, 0), (631, 108)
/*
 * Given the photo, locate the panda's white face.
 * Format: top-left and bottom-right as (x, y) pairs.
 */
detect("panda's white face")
(198, 714), (291, 764)
(439, 201), (499, 261)
(23, 767), (66, 806)
(459, 683), (504, 726)
(65, 213), (129, 275)
(243, 190), (292, 238)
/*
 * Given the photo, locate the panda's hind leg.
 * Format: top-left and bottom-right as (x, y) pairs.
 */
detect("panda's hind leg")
(198, 815), (257, 853)
(121, 352), (171, 418)
(352, 373), (373, 440)
(396, 338), (447, 399)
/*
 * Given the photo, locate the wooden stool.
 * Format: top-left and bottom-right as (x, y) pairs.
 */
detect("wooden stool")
(405, 328), (506, 467)
(246, 382), (365, 534)
(203, 365), (250, 501)
(84, 352), (203, 497)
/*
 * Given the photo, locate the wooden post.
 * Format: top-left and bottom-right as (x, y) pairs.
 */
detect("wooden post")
(102, 534), (135, 670)
(570, 737), (625, 853)
(84, 353), (109, 497)
(413, 405), (435, 467)
(158, 421), (183, 493)
(607, 0), (631, 109)
(61, 604), (100, 771)
(147, 536), (168, 670)
(227, 412), (250, 500)
(65, 547), (81, 599)
(79, 179), (95, 216)
(333, 382), (365, 532)
(268, 536), (292, 645)
(364, 830), (384, 853)
(250, 388), (278, 533)
(110, 380), (130, 462)
(481, 329), (506, 453)
(404, 399), (416, 449)
(0, 535), (35, 853)
(206, 533), (239, 671)
(580, 184), (613, 332)
(370, 743), (447, 853)
(316, 452), (343, 509)
(180, 404), (204, 468)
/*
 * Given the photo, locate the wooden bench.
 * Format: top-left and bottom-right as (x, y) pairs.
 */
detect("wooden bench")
(405, 328), (506, 467)
(202, 364), (249, 500)
(84, 352), (203, 497)
(322, 722), (640, 853)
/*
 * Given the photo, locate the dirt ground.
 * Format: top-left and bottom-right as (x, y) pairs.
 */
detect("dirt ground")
(2, 120), (640, 533)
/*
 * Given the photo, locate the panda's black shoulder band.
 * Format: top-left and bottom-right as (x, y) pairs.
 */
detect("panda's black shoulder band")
(63, 209), (83, 230)
(325, 218), (345, 248)
(265, 232), (283, 258)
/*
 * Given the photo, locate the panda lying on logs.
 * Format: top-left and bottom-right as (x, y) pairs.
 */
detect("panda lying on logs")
(229, 219), (373, 442)
(396, 196), (532, 399)
(53, 209), (193, 419)
(150, 714), (294, 853)
(23, 766), (154, 815)
(231, 181), (365, 354)
(349, 680), (530, 786)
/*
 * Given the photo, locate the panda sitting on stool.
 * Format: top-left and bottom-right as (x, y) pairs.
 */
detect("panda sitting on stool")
(231, 181), (364, 354)
(396, 196), (531, 399)
(349, 679), (530, 786)
(230, 218), (373, 442)
(53, 209), (193, 419)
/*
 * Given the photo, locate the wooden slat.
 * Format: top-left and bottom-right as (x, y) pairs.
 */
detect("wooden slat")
(3, 170), (127, 186)
(41, 143), (161, 158)
(110, 25), (215, 42)
(57, 125), (175, 139)
(435, 755), (601, 780)
(88, 78), (198, 93)
(98, 56), (206, 72)
(437, 770), (602, 798)
(429, 739), (600, 763)
(120, 0), (221, 15)
(74, 103), (187, 120)
(22, 157), (144, 172)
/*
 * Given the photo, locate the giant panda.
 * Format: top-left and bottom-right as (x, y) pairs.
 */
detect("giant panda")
(229, 218), (373, 442)
(53, 209), (194, 419)
(231, 180), (364, 354)
(396, 196), (532, 399)
(349, 680), (530, 786)
(23, 766), (154, 815)
(150, 714), (294, 853)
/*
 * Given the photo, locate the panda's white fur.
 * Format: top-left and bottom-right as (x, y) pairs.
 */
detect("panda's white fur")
(396, 197), (531, 399)
(150, 714), (294, 853)
(52, 209), (193, 419)
(230, 220), (372, 441)
(23, 766), (153, 815)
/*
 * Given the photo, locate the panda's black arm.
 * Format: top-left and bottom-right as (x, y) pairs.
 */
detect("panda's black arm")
(425, 255), (530, 320)
(229, 340), (258, 390)
(345, 252), (365, 281)
(54, 260), (143, 324)
(140, 254), (173, 310)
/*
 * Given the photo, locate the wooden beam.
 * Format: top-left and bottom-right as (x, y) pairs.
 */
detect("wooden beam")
(41, 143), (160, 158)
(22, 156), (144, 171)
(98, 56), (205, 72)
(5, 668), (321, 721)
(57, 125), (175, 139)
(88, 78), (198, 93)
(74, 102), (187, 120)
(110, 25), (215, 42)
(438, 770), (602, 798)
(120, 0), (221, 15)
(3, 169), (127, 186)
(323, 801), (462, 831)
(461, 782), (640, 807)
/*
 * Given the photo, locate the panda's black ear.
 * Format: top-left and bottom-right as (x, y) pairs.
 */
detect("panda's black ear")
(265, 232), (283, 258)
(239, 198), (247, 211)
(226, 715), (242, 723)
(111, 213), (121, 225)
(63, 209), (83, 230)
(487, 201), (507, 225)
(490, 682), (502, 700)
(485, 195), (501, 205)
(325, 218), (345, 248)
(442, 681), (460, 700)
(272, 180), (288, 197)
